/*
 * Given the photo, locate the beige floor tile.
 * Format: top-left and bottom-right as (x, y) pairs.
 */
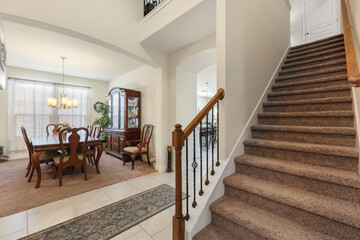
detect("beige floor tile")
(152, 224), (172, 240)
(70, 189), (114, 215)
(0, 229), (27, 240)
(28, 199), (78, 234)
(0, 211), (27, 238)
(110, 225), (142, 240)
(139, 209), (173, 236)
(104, 184), (143, 202)
(124, 229), (153, 240)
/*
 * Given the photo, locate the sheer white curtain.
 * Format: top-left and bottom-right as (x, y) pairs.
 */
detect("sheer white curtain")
(8, 78), (90, 151)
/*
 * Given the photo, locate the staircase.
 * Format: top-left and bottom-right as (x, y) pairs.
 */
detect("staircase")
(193, 34), (360, 240)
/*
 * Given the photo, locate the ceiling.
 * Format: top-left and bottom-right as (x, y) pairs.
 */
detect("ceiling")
(3, 21), (144, 81)
(140, 0), (216, 53)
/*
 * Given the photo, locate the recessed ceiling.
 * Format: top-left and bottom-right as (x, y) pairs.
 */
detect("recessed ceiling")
(140, 0), (216, 53)
(3, 21), (144, 81)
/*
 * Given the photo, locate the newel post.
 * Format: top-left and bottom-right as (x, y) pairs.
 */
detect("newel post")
(172, 124), (185, 240)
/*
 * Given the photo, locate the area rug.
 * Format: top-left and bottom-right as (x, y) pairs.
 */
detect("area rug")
(0, 154), (156, 217)
(21, 184), (177, 240)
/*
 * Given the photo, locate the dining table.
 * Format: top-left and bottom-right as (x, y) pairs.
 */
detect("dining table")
(31, 134), (104, 188)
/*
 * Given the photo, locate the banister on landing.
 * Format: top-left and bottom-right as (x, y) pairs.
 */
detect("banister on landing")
(172, 88), (225, 240)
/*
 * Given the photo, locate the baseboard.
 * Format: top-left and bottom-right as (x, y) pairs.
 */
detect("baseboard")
(185, 44), (291, 239)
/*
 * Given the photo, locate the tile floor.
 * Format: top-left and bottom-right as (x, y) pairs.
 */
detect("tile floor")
(0, 172), (177, 240)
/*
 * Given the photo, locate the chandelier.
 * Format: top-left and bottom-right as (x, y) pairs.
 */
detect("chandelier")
(47, 57), (78, 109)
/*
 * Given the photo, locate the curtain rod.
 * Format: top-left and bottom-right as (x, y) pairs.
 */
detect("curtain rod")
(8, 77), (92, 89)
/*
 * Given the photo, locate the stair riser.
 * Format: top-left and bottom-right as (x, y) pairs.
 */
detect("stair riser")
(211, 213), (266, 240)
(288, 44), (345, 60)
(279, 63), (347, 77)
(235, 163), (360, 203)
(272, 80), (347, 92)
(290, 36), (344, 52)
(282, 55), (346, 70)
(284, 48), (345, 64)
(258, 115), (354, 127)
(224, 186), (360, 240)
(268, 89), (351, 101)
(263, 102), (352, 112)
(276, 71), (347, 84)
(244, 145), (358, 171)
(251, 129), (356, 147)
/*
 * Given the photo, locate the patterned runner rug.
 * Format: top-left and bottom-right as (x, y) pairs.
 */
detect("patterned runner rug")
(21, 184), (178, 240)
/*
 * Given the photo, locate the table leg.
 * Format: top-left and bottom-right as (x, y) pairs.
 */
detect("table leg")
(32, 151), (42, 188)
(95, 143), (103, 174)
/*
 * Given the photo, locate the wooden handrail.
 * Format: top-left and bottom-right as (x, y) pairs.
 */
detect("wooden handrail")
(341, 0), (360, 87)
(172, 88), (225, 240)
(184, 88), (225, 139)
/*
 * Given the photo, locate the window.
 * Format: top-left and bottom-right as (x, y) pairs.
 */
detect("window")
(8, 78), (89, 151)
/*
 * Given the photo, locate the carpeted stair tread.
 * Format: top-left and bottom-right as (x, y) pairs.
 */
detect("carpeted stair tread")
(290, 34), (343, 51)
(258, 110), (353, 118)
(276, 66), (347, 81)
(209, 196), (338, 240)
(263, 96), (352, 107)
(251, 124), (356, 136)
(288, 42), (345, 59)
(223, 174), (360, 229)
(268, 85), (351, 98)
(193, 223), (240, 240)
(243, 138), (358, 158)
(284, 52), (345, 66)
(272, 74), (348, 90)
(280, 59), (346, 76)
(284, 47), (345, 63)
(235, 154), (360, 189)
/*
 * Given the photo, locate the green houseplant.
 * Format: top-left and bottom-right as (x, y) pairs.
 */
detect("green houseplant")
(93, 103), (108, 148)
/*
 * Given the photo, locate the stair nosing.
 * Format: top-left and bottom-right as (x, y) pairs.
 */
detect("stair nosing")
(263, 96), (352, 107)
(288, 42), (345, 57)
(280, 60), (347, 75)
(268, 85), (351, 97)
(272, 75), (348, 89)
(290, 34), (343, 51)
(282, 53), (346, 69)
(276, 66), (347, 81)
(251, 125), (356, 135)
(285, 47), (346, 63)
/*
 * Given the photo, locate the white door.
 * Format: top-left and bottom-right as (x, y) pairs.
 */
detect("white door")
(304, 0), (338, 43)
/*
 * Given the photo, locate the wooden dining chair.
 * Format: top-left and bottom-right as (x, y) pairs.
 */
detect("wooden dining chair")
(52, 128), (89, 187)
(46, 124), (64, 136)
(87, 125), (93, 137)
(21, 126), (61, 182)
(85, 125), (101, 165)
(123, 124), (153, 170)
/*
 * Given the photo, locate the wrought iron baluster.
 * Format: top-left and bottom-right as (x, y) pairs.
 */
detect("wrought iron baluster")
(211, 107), (215, 176)
(192, 130), (197, 208)
(205, 114), (209, 186)
(216, 102), (220, 167)
(185, 138), (190, 221)
(199, 121), (204, 196)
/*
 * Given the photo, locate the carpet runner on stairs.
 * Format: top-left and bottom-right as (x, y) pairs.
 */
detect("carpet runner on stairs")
(194, 34), (360, 240)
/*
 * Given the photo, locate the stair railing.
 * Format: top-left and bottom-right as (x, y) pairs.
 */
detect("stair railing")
(172, 88), (225, 240)
(341, 0), (360, 87)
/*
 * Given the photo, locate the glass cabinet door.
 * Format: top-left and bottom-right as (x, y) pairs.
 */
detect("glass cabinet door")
(112, 93), (119, 129)
(120, 93), (125, 129)
(107, 96), (112, 128)
(127, 96), (139, 129)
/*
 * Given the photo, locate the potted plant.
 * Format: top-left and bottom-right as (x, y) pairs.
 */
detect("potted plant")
(93, 103), (108, 148)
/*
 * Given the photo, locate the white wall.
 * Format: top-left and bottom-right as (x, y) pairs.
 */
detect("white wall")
(217, 0), (290, 160)
(0, 66), (109, 158)
(109, 65), (159, 166)
(290, 0), (304, 46)
(0, 16), (5, 89)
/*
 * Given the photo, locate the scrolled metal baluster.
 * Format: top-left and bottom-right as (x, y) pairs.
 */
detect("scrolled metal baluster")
(211, 107), (215, 176)
(205, 114), (209, 186)
(199, 121), (204, 196)
(185, 138), (190, 221)
(216, 102), (220, 167)
(192, 130), (197, 208)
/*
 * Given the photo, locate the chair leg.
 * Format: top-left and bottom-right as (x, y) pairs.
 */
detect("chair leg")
(83, 161), (88, 181)
(146, 152), (151, 165)
(25, 160), (32, 177)
(131, 154), (136, 170)
(59, 168), (63, 187)
(52, 164), (57, 179)
(28, 164), (34, 182)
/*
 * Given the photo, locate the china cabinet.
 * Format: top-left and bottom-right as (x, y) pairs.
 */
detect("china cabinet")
(105, 88), (141, 159)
